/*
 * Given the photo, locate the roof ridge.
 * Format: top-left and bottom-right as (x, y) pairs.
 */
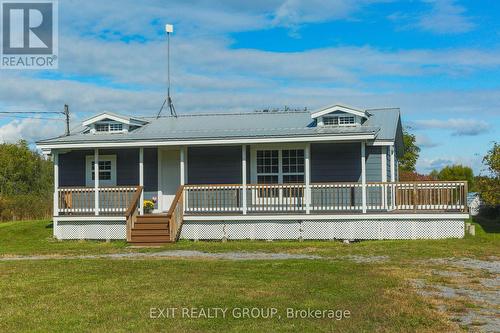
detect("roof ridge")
(140, 110), (310, 119)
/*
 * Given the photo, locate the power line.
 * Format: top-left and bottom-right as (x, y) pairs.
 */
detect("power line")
(0, 111), (63, 114)
(0, 115), (64, 120)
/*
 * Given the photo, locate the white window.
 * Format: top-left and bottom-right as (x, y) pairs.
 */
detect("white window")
(94, 122), (124, 133)
(85, 155), (117, 186)
(109, 123), (123, 132)
(339, 116), (355, 125)
(322, 115), (356, 126)
(256, 149), (304, 184)
(95, 123), (109, 132)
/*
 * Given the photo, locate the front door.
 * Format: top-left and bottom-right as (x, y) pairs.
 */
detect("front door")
(159, 148), (181, 211)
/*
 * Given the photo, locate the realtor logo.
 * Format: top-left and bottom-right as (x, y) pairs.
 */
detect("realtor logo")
(1, 0), (58, 69)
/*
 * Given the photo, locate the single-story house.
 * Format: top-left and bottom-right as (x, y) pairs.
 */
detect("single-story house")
(36, 104), (469, 245)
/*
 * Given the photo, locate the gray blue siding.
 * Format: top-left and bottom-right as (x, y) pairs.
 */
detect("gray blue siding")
(188, 146), (242, 184)
(365, 146), (382, 182)
(311, 143), (361, 182)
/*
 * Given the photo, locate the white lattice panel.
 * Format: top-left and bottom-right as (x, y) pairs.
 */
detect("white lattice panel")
(56, 221), (126, 240)
(180, 219), (465, 240)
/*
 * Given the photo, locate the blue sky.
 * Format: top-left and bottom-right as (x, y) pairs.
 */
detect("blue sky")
(0, 0), (498, 174)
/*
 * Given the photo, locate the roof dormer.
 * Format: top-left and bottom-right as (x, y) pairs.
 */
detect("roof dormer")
(82, 112), (148, 134)
(311, 104), (369, 127)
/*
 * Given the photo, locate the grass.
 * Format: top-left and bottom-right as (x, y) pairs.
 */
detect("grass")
(0, 259), (452, 332)
(0, 216), (498, 332)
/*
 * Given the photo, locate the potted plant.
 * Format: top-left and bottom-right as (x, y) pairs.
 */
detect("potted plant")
(143, 200), (155, 214)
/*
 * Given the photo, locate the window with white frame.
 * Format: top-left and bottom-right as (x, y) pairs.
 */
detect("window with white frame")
(256, 149), (304, 184)
(94, 122), (124, 133)
(85, 155), (117, 186)
(323, 115), (356, 126)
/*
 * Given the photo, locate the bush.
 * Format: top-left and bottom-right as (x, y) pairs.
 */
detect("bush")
(0, 194), (52, 222)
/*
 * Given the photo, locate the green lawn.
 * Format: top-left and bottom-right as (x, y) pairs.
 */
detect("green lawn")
(0, 217), (498, 332)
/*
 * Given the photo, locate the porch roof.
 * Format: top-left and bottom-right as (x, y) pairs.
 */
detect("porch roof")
(37, 108), (400, 147)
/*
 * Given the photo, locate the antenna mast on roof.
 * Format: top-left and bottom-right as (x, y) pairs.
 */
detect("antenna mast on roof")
(157, 24), (177, 118)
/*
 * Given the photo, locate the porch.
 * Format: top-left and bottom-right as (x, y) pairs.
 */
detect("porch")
(51, 143), (469, 243)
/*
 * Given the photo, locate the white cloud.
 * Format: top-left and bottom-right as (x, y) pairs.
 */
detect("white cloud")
(417, 155), (482, 174)
(416, 134), (440, 148)
(417, 0), (475, 34)
(412, 118), (491, 136)
(0, 118), (64, 144)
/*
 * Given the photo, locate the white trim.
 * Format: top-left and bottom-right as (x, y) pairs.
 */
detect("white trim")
(82, 112), (147, 127)
(381, 146), (387, 182)
(361, 142), (367, 213)
(180, 147), (185, 186)
(370, 141), (394, 146)
(54, 216), (127, 222)
(311, 104), (368, 119)
(157, 148), (162, 211)
(139, 148), (144, 215)
(390, 146), (395, 183)
(183, 213), (470, 221)
(37, 134), (376, 150)
(305, 143), (311, 214)
(85, 154), (117, 187)
(94, 149), (99, 216)
(242, 145), (247, 215)
(53, 151), (59, 218)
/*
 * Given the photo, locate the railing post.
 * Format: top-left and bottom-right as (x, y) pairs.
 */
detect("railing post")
(94, 148), (99, 216)
(413, 182), (418, 212)
(305, 143), (311, 214)
(390, 145), (396, 210)
(53, 151), (59, 217)
(361, 142), (367, 213)
(242, 145), (247, 214)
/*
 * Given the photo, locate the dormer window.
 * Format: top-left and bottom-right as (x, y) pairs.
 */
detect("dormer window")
(311, 104), (368, 128)
(82, 112), (148, 135)
(323, 115), (355, 126)
(95, 122), (123, 133)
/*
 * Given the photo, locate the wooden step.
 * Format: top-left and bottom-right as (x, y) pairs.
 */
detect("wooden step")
(131, 229), (170, 236)
(130, 234), (171, 242)
(129, 241), (174, 246)
(132, 223), (168, 230)
(136, 217), (169, 223)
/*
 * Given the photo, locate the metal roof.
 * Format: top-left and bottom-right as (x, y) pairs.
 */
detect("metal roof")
(37, 108), (401, 146)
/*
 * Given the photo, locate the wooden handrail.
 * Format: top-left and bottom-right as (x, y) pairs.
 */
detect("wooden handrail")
(167, 185), (185, 242)
(124, 186), (143, 218)
(125, 186), (143, 242)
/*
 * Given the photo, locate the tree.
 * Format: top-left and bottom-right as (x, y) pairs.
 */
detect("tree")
(0, 141), (53, 221)
(435, 165), (475, 191)
(398, 128), (420, 173)
(476, 142), (500, 207)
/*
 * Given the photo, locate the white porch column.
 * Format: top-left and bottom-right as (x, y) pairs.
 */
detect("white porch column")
(361, 142), (367, 213)
(180, 147), (185, 185)
(381, 146), (387, 209)
(242, 145), (247, 214)
(53, 151), (59, 217)
(390, 145), (395, 182)
(389, 145), (396, 209)
(139, 148), (144, 215)
(305, 143), (311, 214)
(94, 148), (99, 215)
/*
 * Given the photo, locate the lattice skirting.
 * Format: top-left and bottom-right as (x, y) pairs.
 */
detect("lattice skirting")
(180, 219), (465, 240)
(54, 220), (126, 240)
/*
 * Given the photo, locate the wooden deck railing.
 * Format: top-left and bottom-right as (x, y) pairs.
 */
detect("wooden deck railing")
(124, 186), (143, 242)
(184, 181), (468, 214)
(167, 185), (185, 241)
(57, 186), (139, 215)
